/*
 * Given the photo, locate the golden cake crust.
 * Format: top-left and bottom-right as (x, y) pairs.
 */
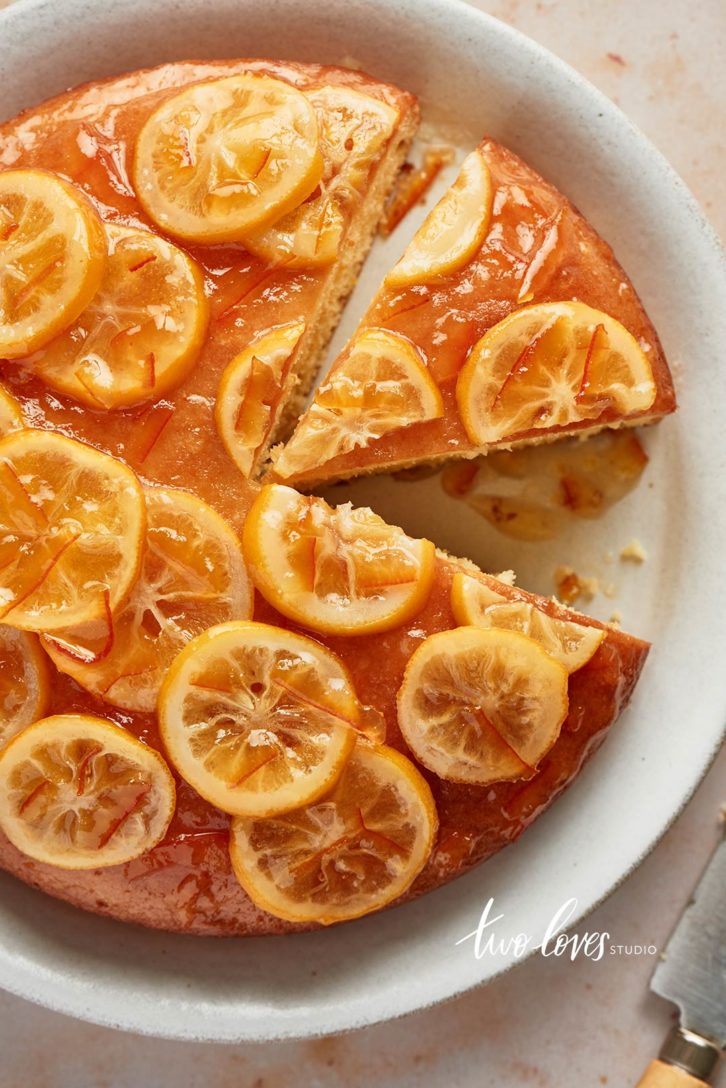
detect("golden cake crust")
(272, 137), (677, 488)
(0, 66), (649, 935)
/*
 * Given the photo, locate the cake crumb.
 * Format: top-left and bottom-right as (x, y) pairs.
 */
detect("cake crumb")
(554, 565), (599, 605)
(494, 569), (516, 586)
(608, 610), (623, 627)
(620, 539), (648, 563)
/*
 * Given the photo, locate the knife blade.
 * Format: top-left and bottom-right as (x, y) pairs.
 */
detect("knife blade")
(636, 825), (726, 1086)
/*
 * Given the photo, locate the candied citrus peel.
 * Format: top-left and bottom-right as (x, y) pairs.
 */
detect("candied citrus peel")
(243, 484), (436, 635)
(457, 301), (657, 446)
(159, 620), (359, 817)
(274, 327), (443, 481)
(397, 626), (569, 785)
(0, 626), (50, 749)
(215, 321), (305, 477)
(32, 224), (208, 410)
(229, 741), (437, 923)
(0, 430), (145, 632)
(0, 714), (175, 868)
(44, 486), (251, 713)
(385, 150), (492, 287)
(451, 573), (605, 674)
(0, 169), (107, 358)
(244, 85), (399, 267)
(133, 74), (324, 243)
(380, 145), (454, 238)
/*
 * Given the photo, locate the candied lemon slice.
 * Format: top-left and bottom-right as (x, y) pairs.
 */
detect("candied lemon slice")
(0, 384), (24, 435)
(229, 741), (437, 924)
(274, 328), (443, 480)
(244, 86), (399, 267)
(0, 627), (50, 748)
(0, 169), (106, 358)
(397, 626), (569, 785)
(243, 484), (436, 635)
(0, 714), (175, 868)
(451, 573), (605, 674)
(133, 74), (324, 244)
(31, 224), (208, 410)
(43, 487), (251, 714)
(159, 621), (358, 817)
(0, 430), (145, 632)
(215, 322), (305, 477)
(456, 301), (657, 446)
(385, 151), (492, 288)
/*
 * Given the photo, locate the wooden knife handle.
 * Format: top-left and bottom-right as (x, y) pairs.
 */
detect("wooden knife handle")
(636, 1028), (721, 1087)
(636, 1060), (710, 1087)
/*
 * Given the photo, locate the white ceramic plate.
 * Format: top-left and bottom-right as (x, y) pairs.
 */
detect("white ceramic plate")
(1, 0), (725, 1044)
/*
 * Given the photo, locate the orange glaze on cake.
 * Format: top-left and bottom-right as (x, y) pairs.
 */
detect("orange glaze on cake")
(273, 139), (676, 488)
(0, 59), (417, 498)
(0, 553), (647, 935)
(0, 67), (650, 934)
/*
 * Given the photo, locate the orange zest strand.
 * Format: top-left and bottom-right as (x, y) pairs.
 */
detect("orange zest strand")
(380, 147), (454, 237)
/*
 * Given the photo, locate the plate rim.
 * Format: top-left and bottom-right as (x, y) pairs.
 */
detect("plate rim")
(0, 0), (725, 1043)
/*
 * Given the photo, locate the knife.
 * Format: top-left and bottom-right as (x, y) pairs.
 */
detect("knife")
(636, 825), (726, 1086)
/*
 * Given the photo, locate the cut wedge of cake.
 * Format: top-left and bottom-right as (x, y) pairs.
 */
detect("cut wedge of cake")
(0, 59), (419, 480)
(272, 138), (677, 487)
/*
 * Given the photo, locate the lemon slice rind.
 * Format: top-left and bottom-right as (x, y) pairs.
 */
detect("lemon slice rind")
(0, 714), (175, 869)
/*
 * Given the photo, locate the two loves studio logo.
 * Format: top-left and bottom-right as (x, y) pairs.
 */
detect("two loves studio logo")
(456, 898), (658, 962)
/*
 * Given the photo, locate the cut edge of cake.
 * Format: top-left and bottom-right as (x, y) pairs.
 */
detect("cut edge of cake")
(267, 135), (677, 490)
(266, 101), (420, 452)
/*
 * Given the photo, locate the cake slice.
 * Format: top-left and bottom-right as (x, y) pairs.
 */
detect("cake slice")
(0, 59), (419, 478)
(272, 138), (676, 487)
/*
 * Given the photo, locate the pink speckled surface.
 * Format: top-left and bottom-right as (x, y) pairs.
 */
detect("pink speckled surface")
(0, 0), (725, 1084)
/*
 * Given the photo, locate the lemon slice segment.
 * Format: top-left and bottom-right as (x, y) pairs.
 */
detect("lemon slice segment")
(43, 487), (251, 713)
(397, 626), (569, 785)
(385, 151), (492, 288)
(0, 429), (145, 632)
(32, 224), (208, 410)
(215, 322), (305, 477)
(243, 484), (436, 635)
(0, 169), (106, 358)
(451, 573), (605, 674)
(229, 741), (437, 924)
(244, 86), (399, 267)
(159, 621), (358, 817)
(133, 74), (323, 244)
(0, 384), (24, 435)
(0, 714), (175, 869)
(274, 328), (443, 480)
(0, 627), (50, 748)
(456, 301), (657, 446)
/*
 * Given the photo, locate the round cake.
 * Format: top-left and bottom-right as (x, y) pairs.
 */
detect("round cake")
(0, 59), (667, 934)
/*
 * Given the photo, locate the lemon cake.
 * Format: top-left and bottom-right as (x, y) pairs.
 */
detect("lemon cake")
(0, 65), (654, 934)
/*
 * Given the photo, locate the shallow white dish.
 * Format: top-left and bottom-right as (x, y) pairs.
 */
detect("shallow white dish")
(1, 0), (725, 1045)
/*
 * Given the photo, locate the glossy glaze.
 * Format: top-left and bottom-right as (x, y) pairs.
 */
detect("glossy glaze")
(278, 138), (677, 486)
(0, 59), (413, 504)
(0, 63), (649, 934)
